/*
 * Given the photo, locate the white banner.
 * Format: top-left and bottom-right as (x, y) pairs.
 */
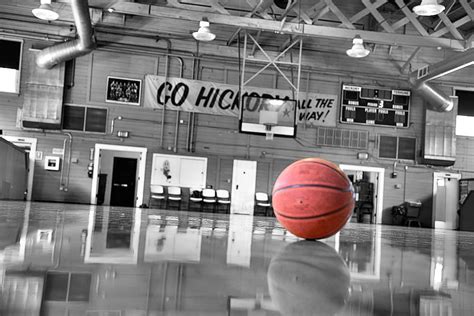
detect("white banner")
(144, 75), (338, 126)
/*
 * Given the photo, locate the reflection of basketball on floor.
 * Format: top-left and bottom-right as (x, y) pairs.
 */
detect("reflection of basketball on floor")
(272, 158), (354, 239)
(267, 240), (350, 315)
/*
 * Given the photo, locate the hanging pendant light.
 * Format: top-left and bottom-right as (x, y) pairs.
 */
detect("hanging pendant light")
(32, 0), (59, 21)
(192, 18), (216, 42)
(346, 35), (370, 58)
(413, 0), (445, 16)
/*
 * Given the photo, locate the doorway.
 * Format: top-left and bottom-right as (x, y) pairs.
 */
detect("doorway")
(110, 157), (138, 207)
(231, 160), (257, 215)
(2, 136), (37, 201)
(90, 144), (147, 207)
(433, 172), (461, 229)
(339, 164), (385, 225)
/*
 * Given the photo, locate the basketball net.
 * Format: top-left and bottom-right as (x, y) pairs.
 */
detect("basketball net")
(264, 124), (274, 141)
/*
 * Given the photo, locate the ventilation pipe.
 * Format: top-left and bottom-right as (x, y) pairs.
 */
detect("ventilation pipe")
(36, 0), (96, 69)
(409, 48), (474, 112)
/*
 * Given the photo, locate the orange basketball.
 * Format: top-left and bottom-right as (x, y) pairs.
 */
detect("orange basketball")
(272, 158), (354, 239)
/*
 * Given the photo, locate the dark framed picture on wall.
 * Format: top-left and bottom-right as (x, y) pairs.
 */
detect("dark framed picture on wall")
(106, 76), (142, 106)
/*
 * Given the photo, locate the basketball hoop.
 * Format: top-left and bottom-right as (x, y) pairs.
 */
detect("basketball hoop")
(259, 110), (278, 141)
(264, 123), (275, 140)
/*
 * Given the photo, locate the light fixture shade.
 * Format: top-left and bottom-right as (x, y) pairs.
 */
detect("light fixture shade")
(192, 20), (216, 41)
(413, 0), (445, 16)
(346, 36), (370, 58)
(32, 0), (59, 21)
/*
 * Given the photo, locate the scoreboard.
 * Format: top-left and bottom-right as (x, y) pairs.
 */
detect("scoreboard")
(340, 84), (411, 128)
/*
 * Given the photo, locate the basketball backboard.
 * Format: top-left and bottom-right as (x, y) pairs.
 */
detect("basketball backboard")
(240, 95), (297, 139)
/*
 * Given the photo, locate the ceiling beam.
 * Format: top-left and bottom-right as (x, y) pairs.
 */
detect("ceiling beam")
(361, 0), (395, 33)
(290, 1), (326, 23)
(108, 1), (466, 50)
(167, 0), (230, 14)
(323, 0), (355, 29)
(349, 0), (387, 24)
(431, 15), (471, 38)
(395, 0), (429, 37)
(227, 0), (267, 46)
(460, 0), (474, 21)
(437, 13), (465, 40)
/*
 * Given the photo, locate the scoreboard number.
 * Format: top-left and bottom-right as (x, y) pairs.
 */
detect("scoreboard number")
(340, 84), (410, 128)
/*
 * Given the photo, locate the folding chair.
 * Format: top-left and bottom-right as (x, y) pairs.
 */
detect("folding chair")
(216, 189), (231, 213)
(149, 185), (166, 209)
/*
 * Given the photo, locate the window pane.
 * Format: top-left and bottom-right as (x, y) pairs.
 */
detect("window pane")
(63, 105), (85, 131)
(68, 273), (91, 301)
(379, 135), (397, 159)
(0, 68), (19, 93)
(85, 107), (107, 133)
(0, 39), (22, 94)
(398, 137), (416, 160)
(44, 272), (68, 301)
(456, 116), (474, 137)
(0, 39), (21, 69)
(455, 90), (474, 116)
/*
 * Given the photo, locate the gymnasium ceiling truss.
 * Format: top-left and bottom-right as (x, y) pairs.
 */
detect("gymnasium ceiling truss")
(103, 0), (474, 51)
(240, 31), (303, 104)
(101, 0), (474, 114)
(2, 0), (474, 112)
(2, 1), (474, 59)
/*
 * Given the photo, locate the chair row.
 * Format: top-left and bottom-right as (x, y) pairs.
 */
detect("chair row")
(189, 188), (231, 213)
(149, 185), (273, 216)
(149, 186), (231, 213)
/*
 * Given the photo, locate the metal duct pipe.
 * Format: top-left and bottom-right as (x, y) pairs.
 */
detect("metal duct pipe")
(409, 81), (454, 112)
(409, 48), (474, 112)
(36, 0), (96, 69)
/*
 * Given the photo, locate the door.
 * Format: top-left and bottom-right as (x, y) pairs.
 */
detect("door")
(110, 157), (137, 207)
(2, 136), (36, 201)
(433, 173), (461, 229)
(231, 160), (257, 215)
(339, 165), (385, 224)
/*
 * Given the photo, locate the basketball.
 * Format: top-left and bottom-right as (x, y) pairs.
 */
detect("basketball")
(272, 158), (354, 239)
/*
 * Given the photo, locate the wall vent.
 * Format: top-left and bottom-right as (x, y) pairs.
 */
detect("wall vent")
(316, 127), (368, 149)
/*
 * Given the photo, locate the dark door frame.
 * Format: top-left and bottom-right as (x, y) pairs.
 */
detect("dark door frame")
(90, 144), (147, 207)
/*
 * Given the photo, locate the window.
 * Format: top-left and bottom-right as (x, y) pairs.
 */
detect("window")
(379, 135), (416, 160)
(62, 104), (107, 133)
(0, 38), (22, 94)
(44, 272), (91, 302)
(455, 89), (474, 137)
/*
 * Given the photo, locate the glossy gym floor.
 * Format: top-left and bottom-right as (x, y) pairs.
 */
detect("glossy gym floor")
(0, 201), (473, 315)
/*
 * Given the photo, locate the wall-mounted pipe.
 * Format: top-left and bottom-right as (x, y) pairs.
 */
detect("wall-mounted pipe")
(159, 39), (171, 149)
(409, 48), (474, 112)
(174, 111), (180, 152)
(188, 41), (201, 152)
(110, 116), (123, 135)
(173, 56), (185, 153)
(36, 0), (96, 68)
(59, 133), (72, 191)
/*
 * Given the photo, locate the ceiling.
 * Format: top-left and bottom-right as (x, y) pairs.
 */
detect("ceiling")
(1, 0), (474, 77)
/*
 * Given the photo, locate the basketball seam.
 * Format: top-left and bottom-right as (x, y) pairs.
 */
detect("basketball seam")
(274, 200), (353, 220)
(292, 160), (349, 183)
(273, 183), (353, 194)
